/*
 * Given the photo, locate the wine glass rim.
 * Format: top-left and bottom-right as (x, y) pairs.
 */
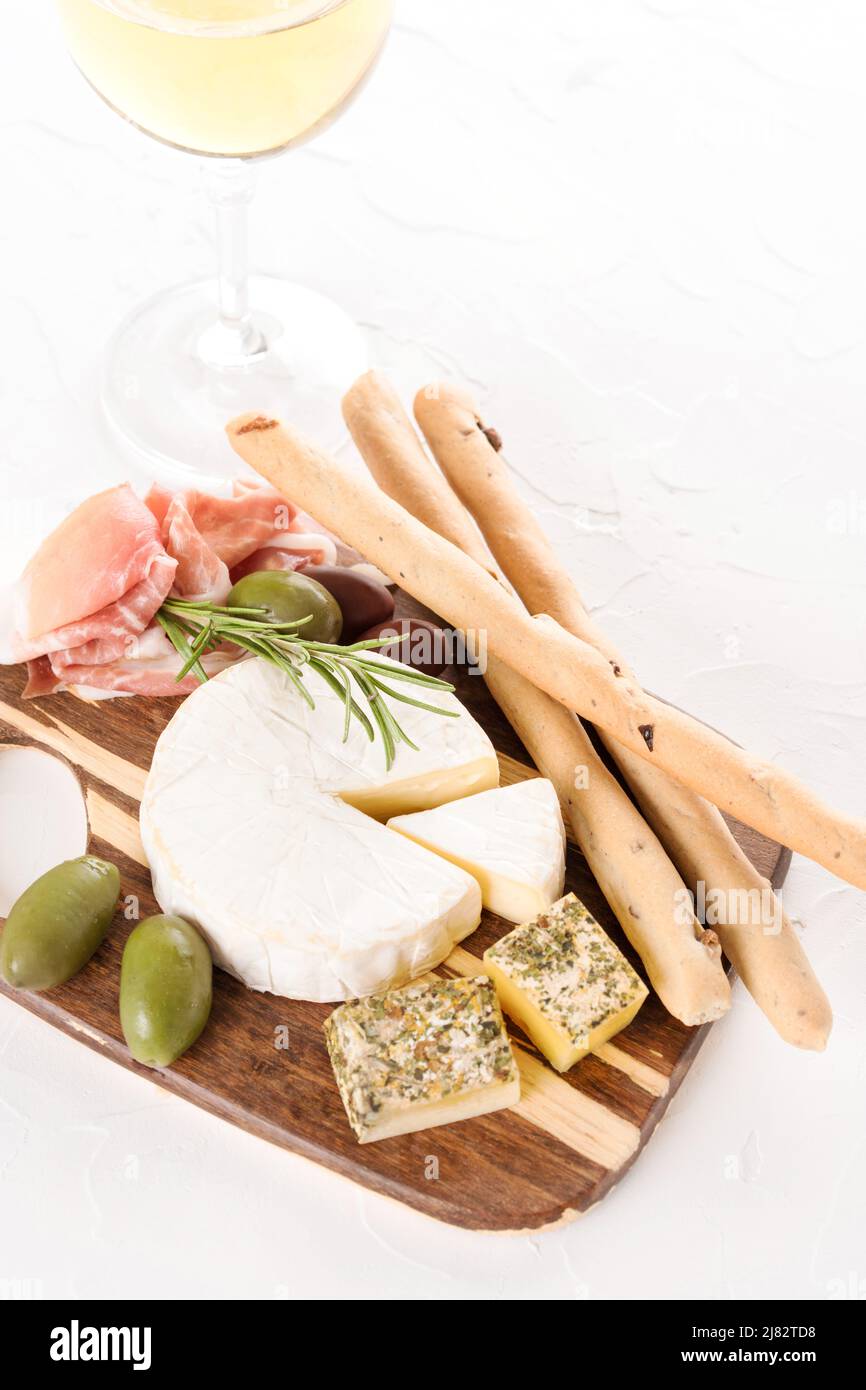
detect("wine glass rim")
(85, 1), (354, 38)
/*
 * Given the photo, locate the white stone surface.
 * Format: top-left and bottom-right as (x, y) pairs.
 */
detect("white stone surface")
(0, 0), (864, 1300)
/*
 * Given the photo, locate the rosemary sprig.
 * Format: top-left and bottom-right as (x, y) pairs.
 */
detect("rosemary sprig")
(155, 597), (457, 769)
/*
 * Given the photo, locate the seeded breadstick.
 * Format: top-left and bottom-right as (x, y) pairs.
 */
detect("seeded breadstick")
(342, 371), (730, 1025)
(414, 382), (832, 1049)
(227, 412), (866, 894)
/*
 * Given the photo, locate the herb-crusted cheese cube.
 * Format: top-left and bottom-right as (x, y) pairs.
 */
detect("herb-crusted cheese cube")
(483, 893), (648, 1073)
(324, 975), (520, 1143)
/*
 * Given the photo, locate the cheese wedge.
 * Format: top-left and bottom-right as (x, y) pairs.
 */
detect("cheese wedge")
(388, 778), (565, 923)
(325, 975), (520, 1143)
(484, 893), (648, 1072)
(140, 656), (499, 1002)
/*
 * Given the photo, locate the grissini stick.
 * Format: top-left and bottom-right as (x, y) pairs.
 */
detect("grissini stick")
(226, 412), (866, 893)
(414, 382), (832, 1049)
(414, 383), (623, 662)
(483, 660), (730, 1023)
(342, 371), (730, 1024)
(342, 373), (497, 576)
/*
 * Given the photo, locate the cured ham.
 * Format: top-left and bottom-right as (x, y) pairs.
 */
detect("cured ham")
(229, 530), (338, 583)
(24, 628), (236, 699)
(14, 553), (178, 668)
(1, 486), (175, 668)
(145, 479), (320, 603)
(158, 492), (231, 605)
(145, 478), (297, 570)
(229, 549), (308, 582)
(1, 476), (336, 699)
(13, 485), (166, 643)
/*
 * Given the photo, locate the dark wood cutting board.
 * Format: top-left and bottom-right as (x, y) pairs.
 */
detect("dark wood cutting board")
(0, 603), (788, 1232)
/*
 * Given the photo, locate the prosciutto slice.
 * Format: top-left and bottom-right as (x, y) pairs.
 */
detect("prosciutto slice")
(2, 476), (337, 699)
(144, 478), (310, 603)
(1, 487), (176, 666)
(228, 508), (339, 582)
(159, 492), (231, 604)
(22, 552), (178, 668)
(24, 629), (236, 699)
(146, 478), (297, 569)
(229, 534), (337, 583)
(16, 485), (165, 640)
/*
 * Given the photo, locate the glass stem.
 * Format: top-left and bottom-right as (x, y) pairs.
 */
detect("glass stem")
(198, 159), (266, 367)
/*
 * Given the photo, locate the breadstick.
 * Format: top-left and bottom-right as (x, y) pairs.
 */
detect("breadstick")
(342, 372), (496, 575)
(341, 372), (730, 1024)
(414, 382), (832, 1049)
(414, 382), (622, 663)
(226, 412), (866, 893)
(486, 661), (730, 1023)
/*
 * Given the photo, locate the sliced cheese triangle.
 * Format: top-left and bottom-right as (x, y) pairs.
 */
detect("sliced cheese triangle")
(388, 778), (566, 924)
(140, 656), (499, 1002)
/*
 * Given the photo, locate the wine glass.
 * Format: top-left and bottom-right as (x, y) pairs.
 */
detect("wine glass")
(55, 0), (394, 480)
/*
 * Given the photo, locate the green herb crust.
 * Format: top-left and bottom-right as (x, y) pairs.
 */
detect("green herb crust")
(324, 975), (518, 1140)
(485, 893), (646, 1048)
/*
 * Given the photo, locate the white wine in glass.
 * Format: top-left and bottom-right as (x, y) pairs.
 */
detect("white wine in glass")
(56, 0), (395, 478)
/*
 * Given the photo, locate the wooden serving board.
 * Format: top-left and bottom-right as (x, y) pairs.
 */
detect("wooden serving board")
(0, 607), (789, 1232)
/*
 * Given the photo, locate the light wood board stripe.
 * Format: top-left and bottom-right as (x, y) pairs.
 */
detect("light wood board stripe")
(497, 752), (539, 787)
(0, 701), (147, 801)
(445, 944), (668, 1098)
(593, 1042), (669, 1097)
(444, 945), (498, 979)
(441, 946), (639, 1166)
(86, 790), (148, 867)
(511, 1042), (638, 1167)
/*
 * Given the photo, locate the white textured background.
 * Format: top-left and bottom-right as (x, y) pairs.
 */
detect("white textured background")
(1, 0), (865, 1300)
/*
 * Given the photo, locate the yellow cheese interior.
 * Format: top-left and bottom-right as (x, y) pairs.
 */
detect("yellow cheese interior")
(359, 1075), (521, 1144)
(484, 957), (647, 1074)
(339, 755), (500, 821)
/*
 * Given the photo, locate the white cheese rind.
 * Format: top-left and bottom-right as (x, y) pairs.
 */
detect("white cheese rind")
(140, 657), (496, 1001)
(388, 778), (566, 923)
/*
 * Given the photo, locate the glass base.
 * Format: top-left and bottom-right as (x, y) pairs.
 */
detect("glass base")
(102, 274), (367, 487)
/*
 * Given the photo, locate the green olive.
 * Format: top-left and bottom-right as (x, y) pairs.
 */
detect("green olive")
(227, 570), (342, 644)
(0, 856), (120, 991)
(120, 914), (212, 1069)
